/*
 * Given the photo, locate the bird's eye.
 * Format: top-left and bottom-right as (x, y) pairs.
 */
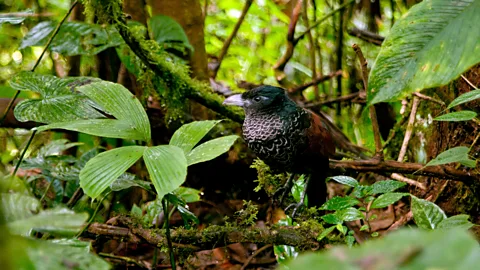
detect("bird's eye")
(253, 96), (262, 102)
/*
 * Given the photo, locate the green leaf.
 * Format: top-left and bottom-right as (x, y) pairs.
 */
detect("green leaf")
(8, 208), (88, 236)
(10, 72), (103, 124)
(177, 205), (199, 228)
(335, 207), (365, 222)
(80, 146), (145, 199)
(370, 192), (409, 209)
(411, 195), (446, 230)
(0, 10), (32, 25)
(174, 187), (202, 203)
(110, 173), (152, 191)
(425, 146), (475, 167)
(283, 229), (480, 270)
(368, 180), (406, 195)
(321, 213), (343, 225)
(77, 81), (151, 141)
(37, 119), (147, 141)
(320, 196), (360, 211)
(20, 21), (123, 56)
(143, 145), (187, 200)
(434, 111), (477, 122)
(149, 15), (193, 51)
(326, 176), (359, 187)
(437, 214), (474, 230)
(448, 89), (480, 109)
(186, 135), (238, 165)
(21, 236), (111, 270)
(1, 193), (40, 222)
(169, 120), (221, 153)
(368, 0), (480, 104)
(317, 226), (336, 241)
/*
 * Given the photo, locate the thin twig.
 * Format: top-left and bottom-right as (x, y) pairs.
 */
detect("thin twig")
(304, 92), (362, 108)
(240, 244), (273, 270)
(211, 0), (253, 78)
(391, 173), (426, 190)
(289, 70), (343, 93)
(347, 27), (384, 46)
(398, 97), (420, 161)
(413, 92), (445, 106)
(294, 0), (355, 43)
(352, 44), (383, 158)
(302, 0), (318, 98)
(76, 192), (111, 238)
(461, 75), (478, 89)
(99, 253), (148, 269)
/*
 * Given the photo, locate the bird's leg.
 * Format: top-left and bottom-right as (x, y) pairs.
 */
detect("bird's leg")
(273, 173), (296, 206)
(285, 174), (311, 218)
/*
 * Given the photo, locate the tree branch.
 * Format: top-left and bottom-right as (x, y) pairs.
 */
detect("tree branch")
(87, 216), (333, 251)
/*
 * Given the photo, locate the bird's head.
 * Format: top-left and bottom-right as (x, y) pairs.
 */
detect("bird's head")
(223, 85), (293, 114)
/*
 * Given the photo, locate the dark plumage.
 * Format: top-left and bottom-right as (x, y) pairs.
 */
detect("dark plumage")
(223, 85), (335, 210)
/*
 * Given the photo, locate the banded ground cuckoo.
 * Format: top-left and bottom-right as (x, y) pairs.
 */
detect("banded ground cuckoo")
(223, 85), (339, 216)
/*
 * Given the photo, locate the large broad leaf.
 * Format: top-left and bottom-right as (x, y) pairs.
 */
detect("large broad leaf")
(143, 145), (187, 200)
(8, 208), (88, 237)
(411, 195), (446, 230)
(149, 15), (193, 52)
(20, 21), (123, 56)
(11, 72), (104, 124)
(368, 180), (406, 195)
(283, 229), (480, 269)
(425, 146), (476, 168)
(169, 120), (221, 153)
(368, 0), (480, 104)
(37, 119), (147, 141)
(77, 81), (151, 141)
(80, 146), (145, 199)
(186, 135), (238, 165)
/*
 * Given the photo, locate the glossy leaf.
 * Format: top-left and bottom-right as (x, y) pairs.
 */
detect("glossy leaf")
(326, 176), (359, 187)
(317, 226), (336, 241)
(437, 214), (474, 230)
(20, 21), (123, 56)
(169, 120), (221, 153)
(77, 81), (151, 141)
(434, 111), (477, 122)
(284, 229), (480, 270)
(110, 173), (152, 191)
(411, 195), (446, 230)
(368, 0), (480, 104)
(320, 196), (360, 211)
(370, 192), (409, 209)
(368, 180), (406, 195)
(143, 145), (187, 200)
(174, 187), (202, 203)
(21, 236), (110, 270)
(447, 89), (480, 109)
(80, 146), (145, 199)
(10, 72), (103, 124)
(186, 135), (238, 165)
(37, 119), (146, 141)
(335, 207), (365, 222)
(8, 208), (88, 236)
(425, 146), (475, 168)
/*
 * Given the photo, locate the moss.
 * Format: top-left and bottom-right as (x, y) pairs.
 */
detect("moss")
(251, 159), (285, 196)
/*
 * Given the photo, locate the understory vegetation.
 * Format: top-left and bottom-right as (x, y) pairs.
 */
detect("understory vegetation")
(0, 0), (479, 269)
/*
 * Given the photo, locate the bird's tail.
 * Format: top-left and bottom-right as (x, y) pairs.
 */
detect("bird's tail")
(306, 169), (328, 208)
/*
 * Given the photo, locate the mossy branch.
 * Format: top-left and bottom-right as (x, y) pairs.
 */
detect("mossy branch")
(85, 0), (245, 123)
(87, 216), (336, 252)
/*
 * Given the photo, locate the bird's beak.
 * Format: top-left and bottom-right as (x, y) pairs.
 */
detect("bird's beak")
(223, 94), (245, 107)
